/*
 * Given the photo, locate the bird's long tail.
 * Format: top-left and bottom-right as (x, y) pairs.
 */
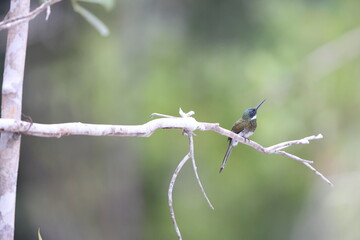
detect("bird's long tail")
(219, 140), (234, 173)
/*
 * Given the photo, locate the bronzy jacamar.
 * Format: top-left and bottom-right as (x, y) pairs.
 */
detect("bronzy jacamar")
(219, 99), (266, 173)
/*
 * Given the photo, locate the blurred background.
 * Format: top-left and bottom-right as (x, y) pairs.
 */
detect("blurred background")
(1, 0), (360, 239)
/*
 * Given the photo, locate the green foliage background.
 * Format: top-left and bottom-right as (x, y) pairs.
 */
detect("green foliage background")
(1, 0), (360, 239)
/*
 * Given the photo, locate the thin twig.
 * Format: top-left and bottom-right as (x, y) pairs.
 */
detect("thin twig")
(0, 0), (62, 31)
(168, 153), (190, 240)
(188, 132), (214, 210)
(302, 162), (333, 187)
(277, 151), (313, 164)
(149, 113), (176, 118)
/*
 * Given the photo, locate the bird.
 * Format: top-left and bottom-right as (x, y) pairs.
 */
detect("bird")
(219, 99), (266, 173)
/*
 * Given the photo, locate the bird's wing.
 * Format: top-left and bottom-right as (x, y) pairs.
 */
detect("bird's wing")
(231, 119), (244, 134)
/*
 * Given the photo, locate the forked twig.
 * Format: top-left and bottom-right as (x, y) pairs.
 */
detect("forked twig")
(261, 134), (333, 186)
(168, 111), (214, 240)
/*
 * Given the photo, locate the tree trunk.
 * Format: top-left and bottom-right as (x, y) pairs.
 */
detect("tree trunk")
(0, 0), (29, 239)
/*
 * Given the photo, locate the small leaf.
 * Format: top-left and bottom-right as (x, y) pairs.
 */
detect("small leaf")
(72, 2), (110, 36)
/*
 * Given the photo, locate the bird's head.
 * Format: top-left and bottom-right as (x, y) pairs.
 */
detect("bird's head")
(242, 99), (266, 120)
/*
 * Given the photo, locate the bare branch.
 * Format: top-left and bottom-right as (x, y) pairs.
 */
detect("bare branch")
(0, 0), (62, 31)
(0, 110), (332, 239)
(0, 115), (332, 186)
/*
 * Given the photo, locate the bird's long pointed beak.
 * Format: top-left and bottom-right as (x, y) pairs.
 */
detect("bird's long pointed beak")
(255, 98), (266, 110)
